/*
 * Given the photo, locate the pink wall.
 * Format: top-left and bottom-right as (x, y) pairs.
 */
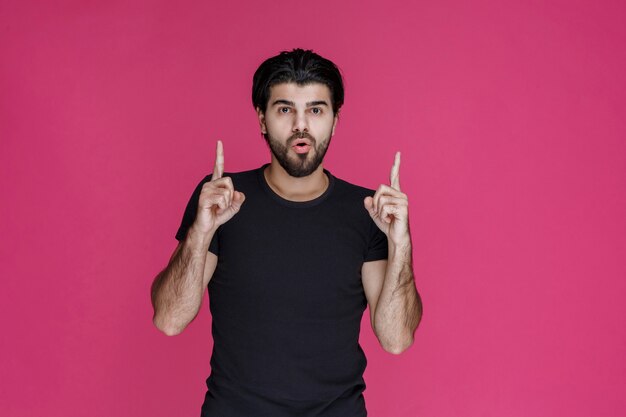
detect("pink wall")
(2, 1), (625, 416)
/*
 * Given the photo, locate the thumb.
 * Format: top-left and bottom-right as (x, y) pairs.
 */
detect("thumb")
(364, 196), (375, 216)
(231, 191), (246, 211)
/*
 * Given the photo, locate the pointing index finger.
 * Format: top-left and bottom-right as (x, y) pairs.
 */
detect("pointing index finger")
(213, 140), (224, 180)
(390, 151), (401, 190)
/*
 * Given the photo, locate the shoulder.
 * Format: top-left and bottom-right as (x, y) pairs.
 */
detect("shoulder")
(223, 167), (260, 182)
(325, 173), (376, 222)
(330, 174), (377, 200)
(195, 167), (261, 187)
(222, 167), (263, 192)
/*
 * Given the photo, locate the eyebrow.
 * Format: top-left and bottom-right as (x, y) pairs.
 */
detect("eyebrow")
(271, 99), (329, 107)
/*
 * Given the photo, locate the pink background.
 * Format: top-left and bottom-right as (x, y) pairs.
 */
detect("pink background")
(2, 1), (625, 416)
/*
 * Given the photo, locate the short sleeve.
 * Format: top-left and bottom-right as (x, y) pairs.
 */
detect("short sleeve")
(364, 219), (388, 262)
(174, 175), (220, 255)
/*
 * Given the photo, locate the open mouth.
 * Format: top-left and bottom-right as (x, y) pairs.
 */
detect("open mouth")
(292, 137), (312, 145)
(292, 139), (312, 154)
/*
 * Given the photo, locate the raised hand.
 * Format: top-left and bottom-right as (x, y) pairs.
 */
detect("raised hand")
(364, 152), (411, 246)
(194, 140), (246, 234)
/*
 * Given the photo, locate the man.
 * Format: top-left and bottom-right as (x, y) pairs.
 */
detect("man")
(151, 49), (422, 417)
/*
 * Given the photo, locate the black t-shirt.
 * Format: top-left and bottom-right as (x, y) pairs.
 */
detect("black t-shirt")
(175, 165), (388, 417)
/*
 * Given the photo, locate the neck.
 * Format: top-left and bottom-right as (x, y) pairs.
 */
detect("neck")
(264, 160), (329, 202)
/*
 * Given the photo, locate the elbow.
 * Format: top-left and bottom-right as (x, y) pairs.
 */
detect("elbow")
(374, 315), (419, 355)
(381, 336), (414, 355)
(152, 314), (184, 336)
(161, 325), (184, 337)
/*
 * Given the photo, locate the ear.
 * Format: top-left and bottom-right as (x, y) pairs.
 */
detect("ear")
(331, 111), (339, 136)
(256, 107), (267, 134)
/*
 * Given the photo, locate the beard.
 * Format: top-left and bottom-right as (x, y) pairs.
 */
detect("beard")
(264, 131), (332, 177)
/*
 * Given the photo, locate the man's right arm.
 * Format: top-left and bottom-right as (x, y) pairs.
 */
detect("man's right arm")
(150, 140), (245, 336)
(150, 226), (218, 336)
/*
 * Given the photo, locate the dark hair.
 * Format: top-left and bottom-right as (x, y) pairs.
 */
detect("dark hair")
(252, 49), (344, 115)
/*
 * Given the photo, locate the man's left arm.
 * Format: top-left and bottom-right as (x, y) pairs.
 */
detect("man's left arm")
(362, 152), (423, 354)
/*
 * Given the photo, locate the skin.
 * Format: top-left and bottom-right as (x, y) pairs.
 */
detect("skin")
(258, 82), (338, 201)
(151, 82), (422, 353)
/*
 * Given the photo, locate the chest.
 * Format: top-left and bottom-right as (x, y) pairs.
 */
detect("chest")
(208, 198), (371, 319)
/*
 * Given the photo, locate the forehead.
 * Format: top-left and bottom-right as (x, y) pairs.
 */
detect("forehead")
(268, 82), (332, 104)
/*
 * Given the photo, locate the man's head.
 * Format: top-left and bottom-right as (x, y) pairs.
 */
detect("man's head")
(253, 49), (344, 177)
(252, 49), (344, 115)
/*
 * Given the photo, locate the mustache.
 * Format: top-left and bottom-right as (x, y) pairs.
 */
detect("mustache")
(288, 131), (315, 143)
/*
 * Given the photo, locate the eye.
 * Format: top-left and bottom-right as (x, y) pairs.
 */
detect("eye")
(279, 107), (290, 114)
(311, 107), (322, 115)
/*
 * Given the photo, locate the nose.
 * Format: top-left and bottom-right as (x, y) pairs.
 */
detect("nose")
(292, 111), (308, 133)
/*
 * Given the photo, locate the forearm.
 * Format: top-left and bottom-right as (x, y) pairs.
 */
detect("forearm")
(373, 241), (423, 354)
(151, 226), (213, 335)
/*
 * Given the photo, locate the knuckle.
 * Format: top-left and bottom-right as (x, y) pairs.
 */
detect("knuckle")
(215, 176), (231, 188)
